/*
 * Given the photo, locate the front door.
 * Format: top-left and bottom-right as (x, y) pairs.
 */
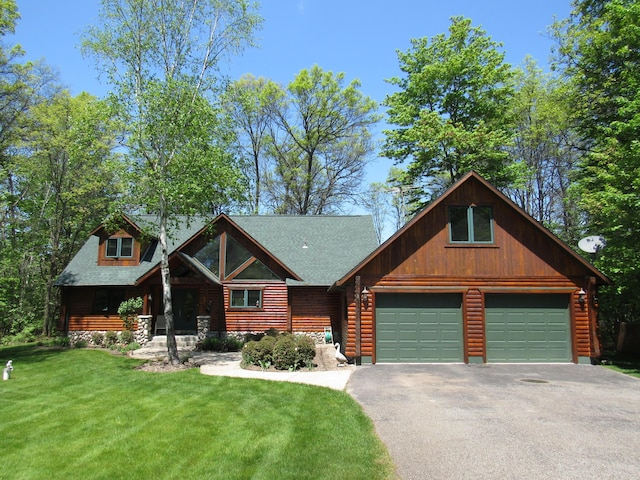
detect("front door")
(172, 289), (198, 333)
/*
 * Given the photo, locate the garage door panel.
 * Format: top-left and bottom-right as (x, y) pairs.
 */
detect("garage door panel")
(376, 293), (463, 362)
(486, 294), (571, 363)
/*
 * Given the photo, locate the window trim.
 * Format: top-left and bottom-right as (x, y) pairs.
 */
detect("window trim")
(228, 287), (264, 310)
(448, 206), (494, 244)
(105, 237), (134, 258)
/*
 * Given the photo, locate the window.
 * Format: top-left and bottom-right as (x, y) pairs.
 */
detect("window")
(449, 206), (493, 243)
(106, 237), (134, 257)
(230, 289), (262, 308)
(93, 288), (125, 314)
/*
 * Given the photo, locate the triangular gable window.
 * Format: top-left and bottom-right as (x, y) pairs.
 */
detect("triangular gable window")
(194, 233), (279, 280)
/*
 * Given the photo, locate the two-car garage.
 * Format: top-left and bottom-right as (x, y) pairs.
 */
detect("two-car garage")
(375, 293), (572, 363)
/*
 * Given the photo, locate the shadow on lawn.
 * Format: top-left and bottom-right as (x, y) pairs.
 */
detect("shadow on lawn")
(604, 353), (640, 378)
(0, 343), (73, 365)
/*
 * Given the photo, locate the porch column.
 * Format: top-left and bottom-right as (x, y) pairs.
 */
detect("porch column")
(197, 315), (210, 341)
(136, 315), (152, 346)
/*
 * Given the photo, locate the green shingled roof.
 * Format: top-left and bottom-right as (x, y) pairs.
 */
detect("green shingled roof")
(230, 215), (378, 286)
(56, 214), (378, 287)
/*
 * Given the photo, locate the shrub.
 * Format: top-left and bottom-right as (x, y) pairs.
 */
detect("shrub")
(91, 332), (104, 346)
(119, 330), (135, 345)
(242, 333), (315, 371)
(199, 337), (244, 352)
(264, 328), (279, 337)
(117, 297), (143, 331)
(295, 335), (316, 368)
(74, 340), (88, 348)
(104, 331), (118, 347)
(241, 341), (259, 365)
(272, 334), (297, 370)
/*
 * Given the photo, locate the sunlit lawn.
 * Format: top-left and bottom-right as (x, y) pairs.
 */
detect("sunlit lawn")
(0, 345), (396, 480)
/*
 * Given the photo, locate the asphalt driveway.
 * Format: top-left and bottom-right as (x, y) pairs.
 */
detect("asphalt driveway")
(347, 364), (640, 480)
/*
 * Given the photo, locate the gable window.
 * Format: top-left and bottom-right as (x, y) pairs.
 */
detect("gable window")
(449, 206), (493, 243)
(230, 289), (262, 309)
(106, 237), (134, 258)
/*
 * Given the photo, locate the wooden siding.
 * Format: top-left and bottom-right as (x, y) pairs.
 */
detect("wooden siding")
(96, 228), (144, 267)
(289, 287), (341, 333)
(223, 282), (288, 332)
(465, 288), (485, 359)
(65, 287), (144, 331)
(342, 177), (601, 363)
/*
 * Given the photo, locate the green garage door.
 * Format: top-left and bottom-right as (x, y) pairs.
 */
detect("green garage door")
(376, 293), (463, 362)
(485, 294), (571, 362)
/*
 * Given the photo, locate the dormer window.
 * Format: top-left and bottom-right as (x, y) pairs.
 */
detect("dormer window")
(106, 237), (134, 258)
(449, 206), (493, 243)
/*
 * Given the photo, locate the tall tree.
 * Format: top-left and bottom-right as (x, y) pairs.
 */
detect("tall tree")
(83, 0), (261, 363)
(223, 74), (281, 214)
(554, 0), (640, 331)
(17, 91), (120, 336)
(262, 65), (379, 214)
(0, 0), (62, 337)
(382, 17), (518, 209)
(507, 57), (583, 244)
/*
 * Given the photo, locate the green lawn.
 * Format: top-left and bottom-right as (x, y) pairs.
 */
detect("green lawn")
(0, 345), (397, 480)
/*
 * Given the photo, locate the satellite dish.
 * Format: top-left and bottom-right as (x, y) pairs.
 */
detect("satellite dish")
(578, 235), (606, 254)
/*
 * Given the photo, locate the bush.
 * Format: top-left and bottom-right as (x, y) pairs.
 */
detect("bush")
(272, 334), (297, 370)
(198, 337), (244, 352)
(295, 335), (316, 368)
(74, 340), (88, 348)
(91, 332), (104, 346)
(242, 333), (316, 371)
(104, 331), (118, 347)
(119, 330), (135, 345)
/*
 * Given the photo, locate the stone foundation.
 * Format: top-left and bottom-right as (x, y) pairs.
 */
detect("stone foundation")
(213, 330), (330, 344)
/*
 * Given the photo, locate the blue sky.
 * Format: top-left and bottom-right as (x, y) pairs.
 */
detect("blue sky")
(11, 0), (572, 198)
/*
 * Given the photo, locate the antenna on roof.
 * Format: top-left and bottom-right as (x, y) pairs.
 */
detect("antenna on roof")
(578, 235), (606, 255)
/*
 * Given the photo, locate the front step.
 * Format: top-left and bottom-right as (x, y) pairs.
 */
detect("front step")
(145, 335), (199, 349)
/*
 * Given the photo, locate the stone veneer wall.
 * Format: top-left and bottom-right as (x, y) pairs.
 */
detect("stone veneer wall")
(220, 330), (329, 344)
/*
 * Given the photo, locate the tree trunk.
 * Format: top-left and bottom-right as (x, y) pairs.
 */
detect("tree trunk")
(159, 209), (180, 364)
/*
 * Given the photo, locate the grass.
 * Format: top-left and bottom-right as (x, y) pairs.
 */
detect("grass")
(0, 344), (397, 480)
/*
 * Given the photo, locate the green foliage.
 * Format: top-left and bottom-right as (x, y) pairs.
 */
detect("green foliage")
(74, 340), (88, 348)
(82, 0), (262, 363)
(383, 16), (517, 208)
(91, 332), (104, 346)
(104, 331), (118, 347)
(197, 336), (243, 352)
(119, 329), (134, 345)
(227, 66), (380, 214)
(243, 333), (317, 371)
(117, 297), (143, 331)
(555, 0), (640, 326)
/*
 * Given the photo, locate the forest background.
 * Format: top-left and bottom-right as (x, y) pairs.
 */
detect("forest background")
(0, 0), (637, 353)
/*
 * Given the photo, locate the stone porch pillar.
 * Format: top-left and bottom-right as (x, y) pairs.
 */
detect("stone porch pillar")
(136, 315), (153, 346)
(197, 315), (210, 341)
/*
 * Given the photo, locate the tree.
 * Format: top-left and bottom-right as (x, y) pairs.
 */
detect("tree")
(506, 57), (583, 244)
(0, 1), (65, 338)
(261, 65), (379, 214)
(83, 0), (261, 364)
(17, 91), (120, 336)
(382, 16), (518, 210)
(223, 74), (281, 214)
(554, 0), (640, 333)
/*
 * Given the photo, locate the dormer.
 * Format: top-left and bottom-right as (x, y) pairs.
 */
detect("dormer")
(95, 215), (148, 266)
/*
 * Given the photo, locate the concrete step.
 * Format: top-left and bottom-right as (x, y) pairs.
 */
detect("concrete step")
(146, 335), (199, 348)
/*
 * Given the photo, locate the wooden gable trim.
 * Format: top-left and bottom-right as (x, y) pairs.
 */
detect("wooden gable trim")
(212, 214), (302, 282)
(333, 171), (610, 288)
